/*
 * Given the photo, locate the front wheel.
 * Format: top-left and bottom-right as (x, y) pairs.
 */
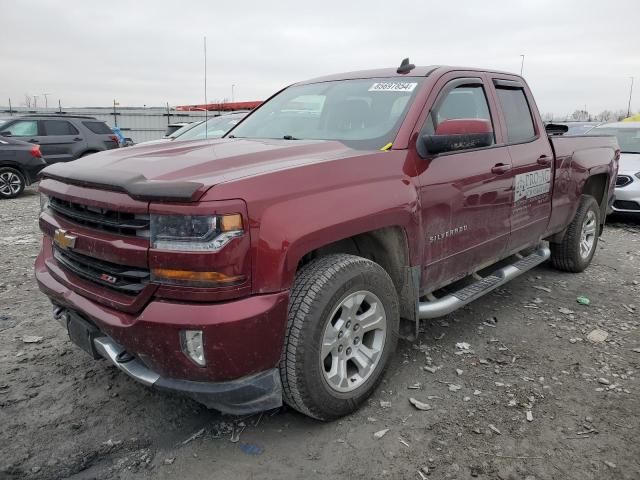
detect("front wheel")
(551, 194), (600, 272)
(280, 254), (399, 420)
(0, 167), (26, 199)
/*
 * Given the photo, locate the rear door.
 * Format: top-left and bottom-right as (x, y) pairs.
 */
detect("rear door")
(40, 120), (86, 163)
(414, 74), (514, 291)
(489, 78), (554, 251)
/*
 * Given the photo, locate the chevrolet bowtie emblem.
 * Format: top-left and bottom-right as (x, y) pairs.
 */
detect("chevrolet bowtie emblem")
(53, 229), (77, 250)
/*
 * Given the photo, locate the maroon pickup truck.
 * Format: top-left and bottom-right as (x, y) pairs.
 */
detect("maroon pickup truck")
(35, 61), (619, 420)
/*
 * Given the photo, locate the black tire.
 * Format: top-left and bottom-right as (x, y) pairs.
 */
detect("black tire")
(0, 167), (26, 199)
(550, 194), (600, 272)
(280, 254), (399, 420)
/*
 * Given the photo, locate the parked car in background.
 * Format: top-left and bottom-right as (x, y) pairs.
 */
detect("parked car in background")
(36, 63), (619, 420)
(174, 112), (247, 141)
(588, 122), (640, 214)
(165, 122), (195, 136)
(0, 115), (119, 163)
(136, 113), (245, 147)
(0, 136), (47, 199)
(553, 121), (601, 135)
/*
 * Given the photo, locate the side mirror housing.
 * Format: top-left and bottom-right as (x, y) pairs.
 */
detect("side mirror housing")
(545, 123), (569, 136)
(420, 119), (493, 156)
(0, 131), (12, 137)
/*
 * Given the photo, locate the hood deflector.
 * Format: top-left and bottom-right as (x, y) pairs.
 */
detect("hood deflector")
(40, 163), (205, 202)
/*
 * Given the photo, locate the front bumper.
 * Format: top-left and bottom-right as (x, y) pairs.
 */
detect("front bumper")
(92, 333), (282, 415)
(36, 248), (289, 414)
(613, 174), (640, 214)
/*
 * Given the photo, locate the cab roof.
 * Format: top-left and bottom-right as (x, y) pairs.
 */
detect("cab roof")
(297, 65), (521, 85)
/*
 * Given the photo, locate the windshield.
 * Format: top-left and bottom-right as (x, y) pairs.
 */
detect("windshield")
(228, 78), (424, 150)
(590, 126), (640, 153)
(178, 114), (246, 141)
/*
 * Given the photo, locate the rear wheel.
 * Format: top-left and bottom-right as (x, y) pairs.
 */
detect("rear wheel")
(0, 167), (25, 199)
(550, 194), (600, 272)
(280, 254), (399, 420)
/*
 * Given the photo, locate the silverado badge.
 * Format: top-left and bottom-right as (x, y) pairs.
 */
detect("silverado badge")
(53, 229), (77, 250)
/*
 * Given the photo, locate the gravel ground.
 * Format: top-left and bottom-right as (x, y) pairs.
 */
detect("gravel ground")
(1, 186), (639, 480)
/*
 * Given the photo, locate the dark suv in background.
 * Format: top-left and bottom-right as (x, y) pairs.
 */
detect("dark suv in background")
(0, 115), (119, 163)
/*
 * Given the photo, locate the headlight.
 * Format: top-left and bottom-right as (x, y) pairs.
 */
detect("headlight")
(39, 193), (49, 212)
(150, 213), (243, 251)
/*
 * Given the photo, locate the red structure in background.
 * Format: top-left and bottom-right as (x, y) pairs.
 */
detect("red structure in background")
(176, 101), (262, 112)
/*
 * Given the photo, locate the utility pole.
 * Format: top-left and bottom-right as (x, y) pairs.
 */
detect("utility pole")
(520, 55), (525, 76)
(58, 99), (62, 113)
(113, 99), (117, 126)
(232, 84), (235, 104)
(42, 93), (50, 109)
(627, 77), (634, 118)
(33, 95), (39, 110)
(204, 35), (208, 138)
(8, 98), (12, 114)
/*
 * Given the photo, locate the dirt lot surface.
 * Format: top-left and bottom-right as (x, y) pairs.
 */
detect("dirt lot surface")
(1, 187), (639, 480)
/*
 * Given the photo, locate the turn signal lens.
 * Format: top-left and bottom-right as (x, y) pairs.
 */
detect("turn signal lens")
(220, 213), (243, 232)
(151, 268), (244, 287)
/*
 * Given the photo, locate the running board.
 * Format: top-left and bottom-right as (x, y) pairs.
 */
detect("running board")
(417, 246), (551, 319)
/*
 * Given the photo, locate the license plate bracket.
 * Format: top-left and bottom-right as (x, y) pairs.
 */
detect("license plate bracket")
(67, 311), (102, 359)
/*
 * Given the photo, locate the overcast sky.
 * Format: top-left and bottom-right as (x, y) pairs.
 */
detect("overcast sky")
(1, 0), (638, 116)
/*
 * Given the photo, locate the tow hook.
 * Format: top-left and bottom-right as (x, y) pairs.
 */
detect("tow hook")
(52, 306), (67, 327)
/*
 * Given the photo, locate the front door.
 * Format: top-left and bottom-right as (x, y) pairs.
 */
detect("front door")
(415, 75), (513, 291)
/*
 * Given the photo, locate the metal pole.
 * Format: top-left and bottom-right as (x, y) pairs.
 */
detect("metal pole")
(204, 36), (208, 139)
(113, 99), (118, 127)
(520, 55), (525, 76)
(166, 102), (171, 125)
(232, 84), (235, 104)
(627, 77), (634, 118)
(8, 98), (12, 114)
(43, 93), (50, 109)
(58, 99), (62, 113)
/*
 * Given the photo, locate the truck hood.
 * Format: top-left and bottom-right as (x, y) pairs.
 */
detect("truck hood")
(618, 152), (640, 174)
(40, 138), (368, 201)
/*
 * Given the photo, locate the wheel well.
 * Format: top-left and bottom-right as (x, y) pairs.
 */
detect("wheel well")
(582, 173), (609, 225)
(298, 226), (416, 321)
(0, 162), (27, 182)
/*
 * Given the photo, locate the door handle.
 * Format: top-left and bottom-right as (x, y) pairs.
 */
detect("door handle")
(73, 137), (82, 142)
(537, 155), (551, 166)
(29, 139), (39, 143)
(491, 163), (511, 175)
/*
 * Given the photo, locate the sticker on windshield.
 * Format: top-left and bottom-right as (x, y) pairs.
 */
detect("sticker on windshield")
(368, 82), (417, 92)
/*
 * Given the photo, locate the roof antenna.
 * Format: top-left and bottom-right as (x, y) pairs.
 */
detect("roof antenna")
(397, 58), (415, 74)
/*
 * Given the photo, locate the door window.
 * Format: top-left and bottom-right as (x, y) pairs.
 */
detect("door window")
(43, 120), (80, 136)
(419, 81), (495, 156)
(495, 87), (536, 143)
(2, 120), (38, 137)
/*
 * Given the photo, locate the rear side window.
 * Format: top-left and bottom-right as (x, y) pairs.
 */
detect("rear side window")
(2, 120), (38, 137)
(495, 87), (536, 143)
(43, 120), (79, 136)
(82, 121), (112, 134)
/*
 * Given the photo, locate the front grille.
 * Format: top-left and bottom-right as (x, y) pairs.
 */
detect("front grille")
(616, 175), (633, 188)
(613, 200), (640, 211)
(49, 196), (149, 237)
(54, 246), (150, 295)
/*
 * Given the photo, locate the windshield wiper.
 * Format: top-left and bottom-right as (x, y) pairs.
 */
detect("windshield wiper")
(282, 135), (300, 140)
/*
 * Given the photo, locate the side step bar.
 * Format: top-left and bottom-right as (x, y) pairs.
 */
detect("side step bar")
(418, 246), (551, 319)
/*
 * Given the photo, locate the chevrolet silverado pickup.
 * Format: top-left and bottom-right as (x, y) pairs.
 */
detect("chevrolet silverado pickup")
(35, 61), (619, 420)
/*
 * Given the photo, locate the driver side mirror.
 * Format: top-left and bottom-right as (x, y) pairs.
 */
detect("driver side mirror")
(421, 119), (494, 155)
(0, 131), (12, 137)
